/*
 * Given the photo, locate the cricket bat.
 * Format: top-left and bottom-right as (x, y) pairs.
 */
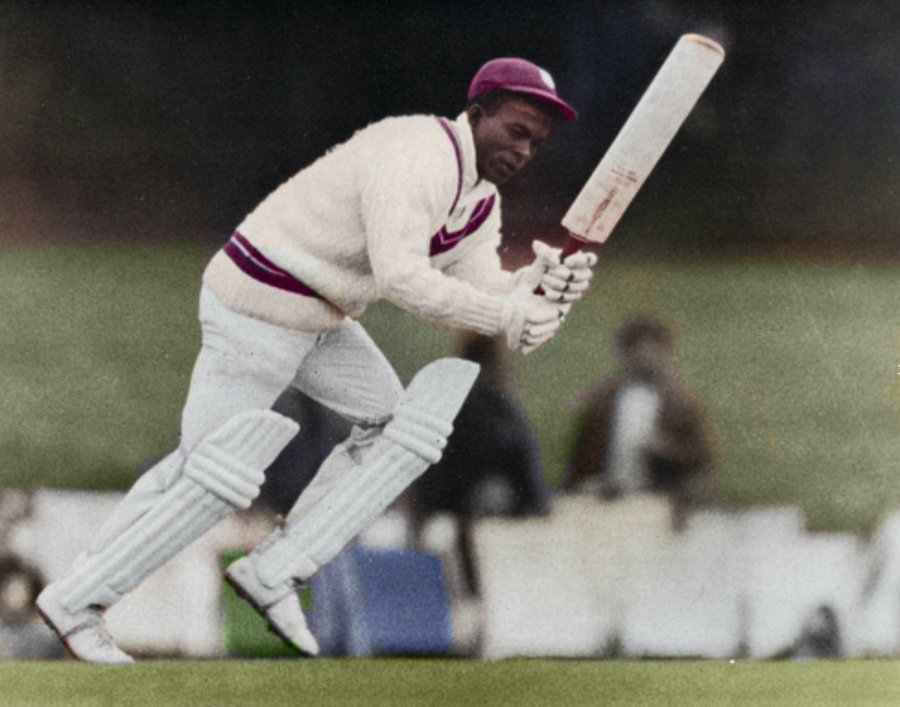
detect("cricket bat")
(558, 33), (725, 258)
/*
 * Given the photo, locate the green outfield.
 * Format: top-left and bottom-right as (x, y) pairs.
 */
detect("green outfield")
(2, 243), (898, 530)
(4, 658), (900, 706)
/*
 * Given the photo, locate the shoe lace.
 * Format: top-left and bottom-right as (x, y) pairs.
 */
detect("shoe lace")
(71, 612), (124, 656)
(87, 627), (118, 652)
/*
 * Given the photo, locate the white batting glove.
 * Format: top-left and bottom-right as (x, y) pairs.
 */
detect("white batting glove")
(500, 293), (568, 354)
(532, 240), (598, 304)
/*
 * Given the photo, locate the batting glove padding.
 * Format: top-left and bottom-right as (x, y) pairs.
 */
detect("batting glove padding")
(532, 240), (598, 304)
(501, 292), (566, 354)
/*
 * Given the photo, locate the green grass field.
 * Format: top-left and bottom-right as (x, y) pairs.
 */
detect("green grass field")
(4, 658), (900, 707)
(2, 243), (898, 530)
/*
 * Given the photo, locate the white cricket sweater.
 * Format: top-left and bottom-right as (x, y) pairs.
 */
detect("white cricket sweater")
(203, 112), (526, 332)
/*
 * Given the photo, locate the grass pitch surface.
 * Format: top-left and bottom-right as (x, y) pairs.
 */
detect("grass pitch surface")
(4, 658), (900, 707)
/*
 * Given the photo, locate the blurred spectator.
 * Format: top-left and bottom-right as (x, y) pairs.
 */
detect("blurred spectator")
(0, 555), (43, 625)
(564, 316), (718, 519)
(792, 604), (843, 660)
(0, 554), (63, 659)
(405, 333), (552, 598)
(0, 491), (61, 659)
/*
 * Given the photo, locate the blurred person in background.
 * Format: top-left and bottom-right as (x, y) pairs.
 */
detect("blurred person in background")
(563, 316), (718, 521)
(0, 555), (62, 660)
(0, 491), (60, 659)
(403, 332), (551, 653)
(405, 333), (551, 596)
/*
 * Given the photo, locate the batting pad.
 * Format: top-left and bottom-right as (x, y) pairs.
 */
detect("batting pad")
(58, 410), (299, 611)
(253, 357), (480, 588)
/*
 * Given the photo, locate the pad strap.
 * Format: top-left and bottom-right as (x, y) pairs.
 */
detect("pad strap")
(383, 402), (454, 464)
(185, 446), (265, 509)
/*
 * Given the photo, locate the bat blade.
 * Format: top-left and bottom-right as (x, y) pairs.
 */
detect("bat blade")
(563, 33), (725, 244)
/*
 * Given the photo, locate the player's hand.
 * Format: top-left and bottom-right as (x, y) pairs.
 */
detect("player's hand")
(521, 299), (572, 354)
(532, 240), (597, 304)
(501, 293), (568, 354)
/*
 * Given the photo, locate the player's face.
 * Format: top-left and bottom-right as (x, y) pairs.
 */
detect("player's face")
(469, 96), (555, 185)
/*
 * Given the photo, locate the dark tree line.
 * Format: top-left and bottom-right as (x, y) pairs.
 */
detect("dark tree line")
(1, 1), (896, 256)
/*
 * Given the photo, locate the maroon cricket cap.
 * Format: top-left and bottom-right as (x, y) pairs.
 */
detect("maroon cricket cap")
(468, 57), (577, 121)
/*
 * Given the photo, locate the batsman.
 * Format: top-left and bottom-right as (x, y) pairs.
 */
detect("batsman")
(37, 57), (597, 664)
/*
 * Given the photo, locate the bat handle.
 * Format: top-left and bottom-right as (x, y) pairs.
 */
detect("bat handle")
(559, 236), (585, 259)
(533, 233), (595, 295)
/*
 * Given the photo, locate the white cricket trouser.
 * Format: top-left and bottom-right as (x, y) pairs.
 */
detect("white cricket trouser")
(87, 285), (403, 553)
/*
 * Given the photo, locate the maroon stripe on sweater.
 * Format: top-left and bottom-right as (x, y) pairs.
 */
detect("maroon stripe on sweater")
(436, 117), (463, 216)
(429, 194), (496, 257)
(224, 233), (323, 298)
(231, 232), (292, 277)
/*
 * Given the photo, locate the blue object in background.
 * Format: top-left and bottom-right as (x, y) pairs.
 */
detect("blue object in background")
(222, 545), (451, 657)
(354, 546), (452, 655)
(305, 543), (372, 657)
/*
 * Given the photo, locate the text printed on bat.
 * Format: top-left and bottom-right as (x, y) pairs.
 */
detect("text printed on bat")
(612, 167), (639, 183)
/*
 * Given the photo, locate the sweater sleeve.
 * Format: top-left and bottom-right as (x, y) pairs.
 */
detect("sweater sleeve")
(360, 125), (510, 334)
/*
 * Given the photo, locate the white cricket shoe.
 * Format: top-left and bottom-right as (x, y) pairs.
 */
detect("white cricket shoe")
(225, 556), (320, 656)
(35, 584), (134, 666)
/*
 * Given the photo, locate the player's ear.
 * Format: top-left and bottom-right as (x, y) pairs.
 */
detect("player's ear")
(467, 103), (484, 126)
